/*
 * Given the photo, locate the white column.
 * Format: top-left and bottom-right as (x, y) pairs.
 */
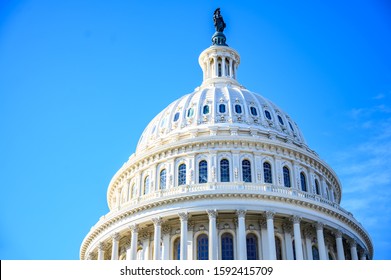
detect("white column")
(315, 222), (327, 260)
(360, 250), (367, 260)
(161, 226), (171, 260)
(259, 218), (268, 260)
(304, 229), (313, 260)
(214, 56), (218, 77)
(266, 211), (276, 260)
(236, 210), (247, 260)
(152, 217), (162, 260)
(97, 242), (105, 260)
(232, 152), (240, 182)
(187, 221), (194, 260)
(111, 232), (120, 260)
(221, 57), (226, 77)
(207, 209), (218, 260)
(206, 59), (210, 79)
(349, 240), (359, 260)
(129, 224), (139, 260)
(229, 59), (233, 78)
(335, 230), (345, 260)
(178, 212), (188, 260)
(292, 216), (303, 260)
(142, 236), (150, 260)
(283, 223), (294, 260)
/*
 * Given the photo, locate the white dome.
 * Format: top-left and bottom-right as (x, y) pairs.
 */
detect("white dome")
(137, 84), (306, 153)
(136, 45), (306, 155)
(80, 12), (373, 261)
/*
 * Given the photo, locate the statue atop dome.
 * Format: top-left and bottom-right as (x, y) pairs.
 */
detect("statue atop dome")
(212, 8), (228, 46)
(213, 8), (226, 32)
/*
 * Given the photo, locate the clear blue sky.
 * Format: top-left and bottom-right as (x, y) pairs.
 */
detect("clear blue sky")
(1, 0), (390, 260)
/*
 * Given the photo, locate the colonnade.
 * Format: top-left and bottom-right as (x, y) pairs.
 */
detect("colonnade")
(88, 210), (368, 261)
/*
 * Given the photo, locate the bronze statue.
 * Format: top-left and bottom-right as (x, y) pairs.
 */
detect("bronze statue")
(213, 8), (226, 32)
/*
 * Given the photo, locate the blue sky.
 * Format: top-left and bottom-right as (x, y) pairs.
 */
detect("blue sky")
(0, 0), (390, 260)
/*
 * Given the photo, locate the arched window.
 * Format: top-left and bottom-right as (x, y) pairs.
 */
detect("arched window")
(220, 159), (230, 182)
(265, 110), (272, 120)
(199, 160), (208, 184)
(315, 179), (320, 195)
(178, 164), (186, 186)
(173, 112), (180, 122)
(136, 248), (143, 260)
(173, 238), (180, 260)
(250, 106), (258, 116)
(283, 166), (291, 188)
(219, 104), (226, 113)
(275, 236), (283, 260)
(242, 159), (252, 182)
(218, 63), (222, 77)
(221, 233), (234, 260)
(235, 104), (242, 114)
(187, 108), (194, 118)
(312, 246), (320, 260)
(197, 234), (208, 260)
(131, 183), (136, 198)
(203, 105), (210, 115)
(263, 162), (273, 184)
(278, 115), (284, 125)
(246, 233), (258, 260)
(300, 172), (307, 192)
(144, 176), (150, 195)
(160, 169), (167, 190)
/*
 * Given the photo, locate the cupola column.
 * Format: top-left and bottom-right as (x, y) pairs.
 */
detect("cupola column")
(335, 230), (345, 260)
(207, 210), (218, 259)
(129, 224), (139, 260)
(229, 58), (233, 78)
(152, 217), (163, 260)
(266, 211), (276, 260)
(221, 57), (226, 77)
(178, 212), (188, 260)
(236, 210), (247, 260)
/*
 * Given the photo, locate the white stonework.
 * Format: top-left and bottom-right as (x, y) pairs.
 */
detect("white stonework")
(80, 21), (373, 261)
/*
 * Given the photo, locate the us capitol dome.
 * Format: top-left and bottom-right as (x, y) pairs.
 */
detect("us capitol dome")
(80, 9), (373, 260)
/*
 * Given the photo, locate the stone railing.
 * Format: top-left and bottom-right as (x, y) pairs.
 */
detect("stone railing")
(100, 183), (353, 225)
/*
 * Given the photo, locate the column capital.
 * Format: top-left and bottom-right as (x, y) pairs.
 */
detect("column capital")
(304, 227), (314, 239)
(178, 212), (189, 222)
(236, 209), (246, 218)
(348, 238), (357, 247)
(98, 241), (105, 251)
(112, 232), (120, 242)
(188, 220), (195, 231)
(258, 217), (267, 228)
(207, 209), (217, 219)
(334, 229), (343, 239)
(87, 252), (95, 260)
(152, 217), (163, 226)
(290, 215), (302, 224)
(265, 211), (275, 220)
(282, 222), (293, 234)
(162, 225), (171, 236)
(315, 222), (324, 231)
(129, 224), (139, 233)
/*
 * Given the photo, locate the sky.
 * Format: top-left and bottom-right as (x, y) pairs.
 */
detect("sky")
(0, 0), (390, 260)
